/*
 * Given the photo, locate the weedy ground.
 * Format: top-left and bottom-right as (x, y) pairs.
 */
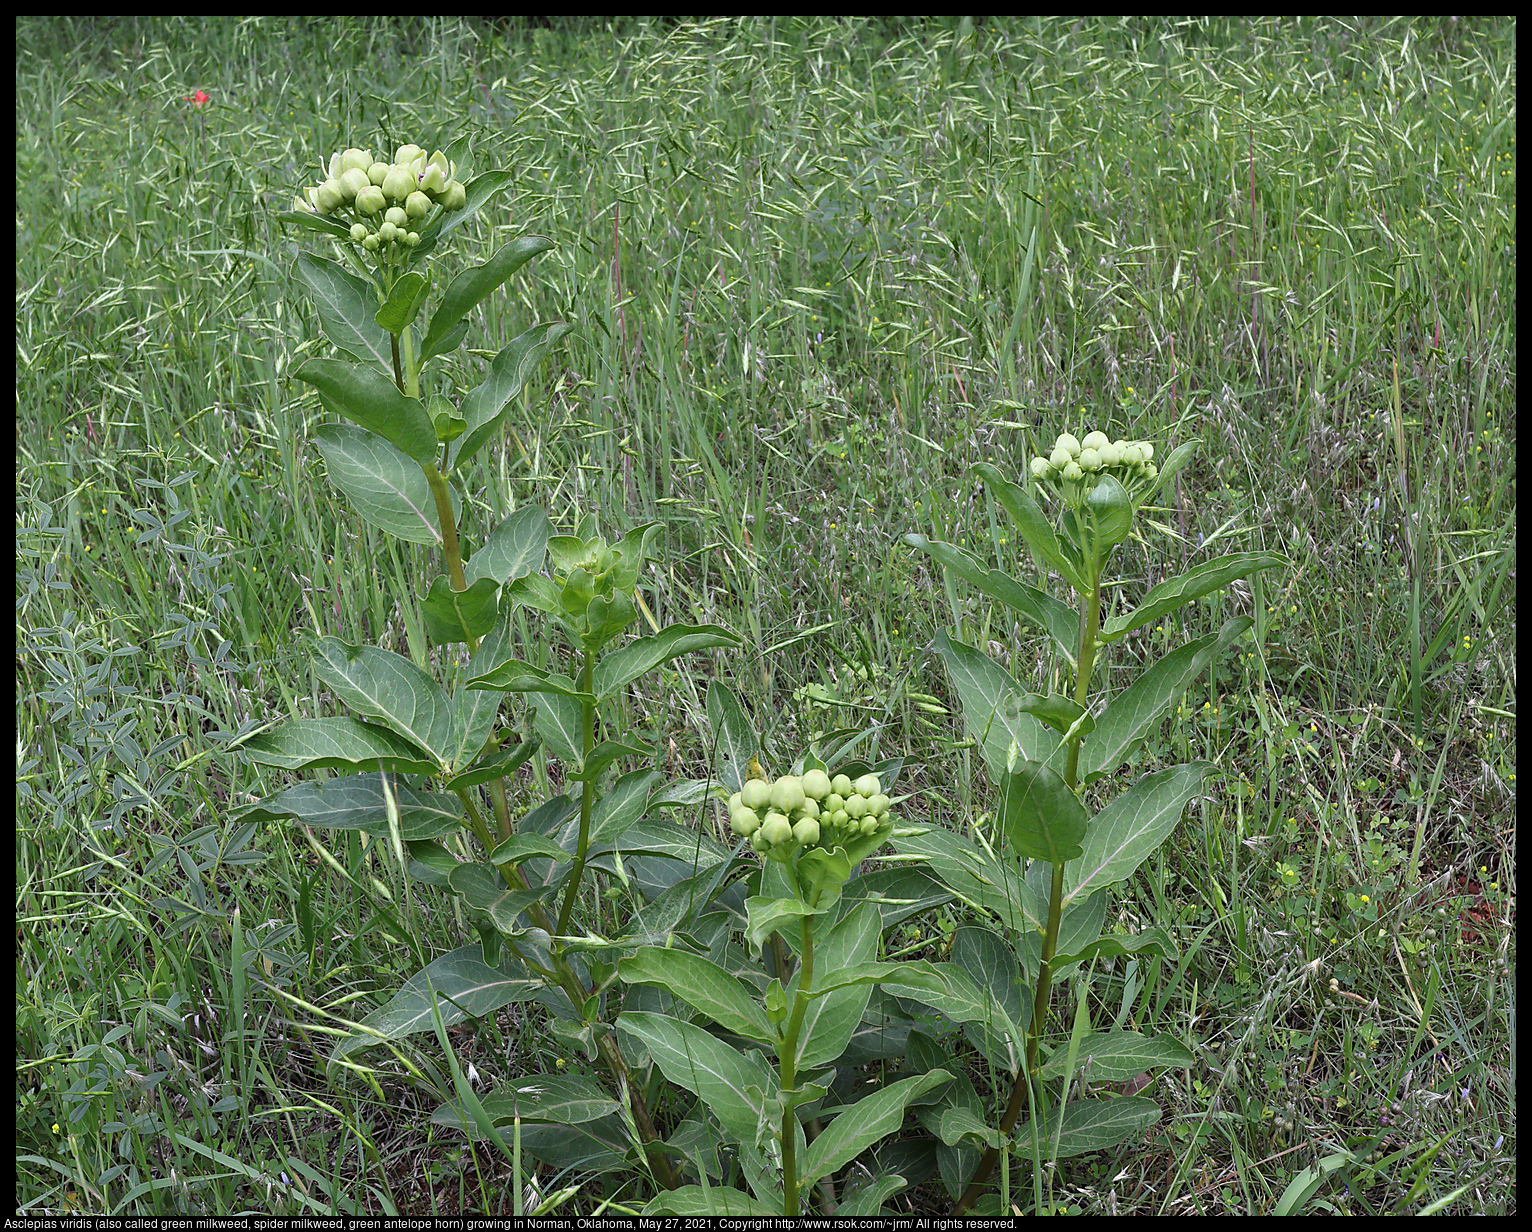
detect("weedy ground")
(16, 15), (1514, 1217)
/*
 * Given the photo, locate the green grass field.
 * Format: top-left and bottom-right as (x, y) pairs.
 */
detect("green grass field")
(16, 16), (1515, 1216)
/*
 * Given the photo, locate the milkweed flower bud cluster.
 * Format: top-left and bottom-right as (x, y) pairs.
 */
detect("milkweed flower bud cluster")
(728, 769), (892, 859)
(1029, 430), (1159, 508)
(292, 145), (467, 257)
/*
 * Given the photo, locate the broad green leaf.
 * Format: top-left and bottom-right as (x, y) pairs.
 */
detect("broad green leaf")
(414, 170), (514, 263)
(1018, 1095), (1162, 1159)
(331, 944), (540, 1063)
(448, 321), (575, 467)
(616, 1011), (775, 1146)
(375, 270), (431, 334)
(803, 960), (946, 1001)
(906, 535), (1077, 661)
(234, 717), (436, 774)
(1035, 1030), (1195, 1083)
(421, 575), (501, 646)
(421, 236), (554, 363)
(1081, 473), (1134, 562)
(600, 817), (731, 868)
(312, 637), (455, 766)
(447, 863), (551, 934)
(1052, 924), (1175, 971)
(707, 681), (759, 793)
(894, 822), (1039, 934)
(587, 769), (661, 845)
(232, 773), (460, 840)
(619, 948), (777, 1045)
(973, 461), (1086, 591)
(463, 504), (551, 587)
(1009, 691), (1091, 739)
(484, 831), (569, 868)
(793, 845), (854, 911)
(431, 1073), (619, 1133)
(593, 624), (743, 702)
(745, 895), (818, 951)
(293, 356), (438, 467)
(275, 209), (352, 241)
(881, 962), (1027, 1055)
(834, 1174), (911, 1217)
(532, 688), (583, 763)
(292, 252), (390, 371)
(442, 617), (516, 775)
(795, 901), (882, 1070)
(644, 1187), (779, 1217)
(951, 925), (1031, 1070)
(312, 422), (451, 546)
(1064, 762), (1212, 908)
(442, 738), (537, 791)
(798, 1070), (953, 1190)
(568, 737), (656, 784)
(929, 630), (1055, 783)
(838, 865), (955, 931)
(1081, 617), (1253, 784)
(1099, 552), (1288, 643)
(465, 657), (594, 706)
(999, 759), (1088, 864)
(1053, 882), (1108, 968)
(938, 1105), (1006, 1149)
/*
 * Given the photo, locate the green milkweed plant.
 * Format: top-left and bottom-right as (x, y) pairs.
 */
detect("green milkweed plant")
(904, 429), (1287, 1214)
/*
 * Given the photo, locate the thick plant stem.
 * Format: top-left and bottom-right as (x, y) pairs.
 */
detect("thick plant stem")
(778, 915), (817, 1215)
(954, 571), (1101, 1216)
(555, 647), (598, 938)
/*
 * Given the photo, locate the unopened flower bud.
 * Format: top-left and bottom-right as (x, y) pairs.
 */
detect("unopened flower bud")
(1056, 433), (1082, 457)
(382, 166), (416, 203)
(315, 179), (344, 213)
(362, 233), (380, 251)
(349, 223), (368, 243)
(443, 179), (467, 211)
(378, 221), (399, 242)
(1050, 445), (1073, 469)
(404, 191), (431, 220)
(340, 148), (373, 174)
(406, 231), (421, 246)
(339, 167), (371, 202)
(367, 161), (391, 187)
(792, 817), (820, 846)
(1029, 456), (1050, 480)
(394, 144), (425, 170)
(1082, 430), (1110, 451)
(1062, 460), (1084, 482)
(1078, 447), (1101, 471)
(356, 186), (386, 215)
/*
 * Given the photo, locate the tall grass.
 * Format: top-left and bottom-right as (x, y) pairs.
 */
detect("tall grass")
(17, 16), (1514, 1215)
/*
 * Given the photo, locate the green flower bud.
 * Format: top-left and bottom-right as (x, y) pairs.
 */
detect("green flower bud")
(405, 190), (431, 220)
(443, 179), (467, 211)
(339, 167), (371, 202)
(349, 223), (368, 243)
(367, 161), (391, 187)
(1140, 441), (1154, 461)
(1118, 442), (1142, 465)
(394, 144), (426, 170)
(1050, 445), (1073, 469)
(727, 791), (743, 812)
(792, 817), (819, 846)
(356, 185), (386, 215)
(1062, 460), (1084, 482)
(382, 166), (415, 203)
(868, 793), (891, 818)
(854, 773), (881, 798)
(384, 206), (408, 228)
(730, 807), (761, 836)
(406, 231), (421, 247)
(769, 776), (806, 814)
(1082, 430), (1110, 451)
(831, 774), (853, 798)
(797, 797), (820, 822)
(751, 828), (771, 853)
(1142, 461), (1158, 481)
(1078, 447), (1101, 471)
(860, 817), (880, 835)
(1056, 433), (1082, 457)
(824, 793), (846, 815)
(829, 808), (850, 829)
(844, 794), (868, 820)
(760, 813), (793, 847)
(362, 233), (380, 251)
(315, 179), (345, 213)
(1097, 440), (1121, 466)
(1029, 455), (1051, 480)
(801, 769), (833, 800)
(740, 779), (771, 812)
(378, 221), (398, 243)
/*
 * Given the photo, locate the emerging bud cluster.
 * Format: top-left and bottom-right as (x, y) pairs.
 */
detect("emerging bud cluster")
(292, 144), (468, 257)
(729, 769), (892, 859)
(1029, 429), (1160, 507)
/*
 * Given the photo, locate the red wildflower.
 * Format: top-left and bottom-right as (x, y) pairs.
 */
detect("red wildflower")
(185, 90), (210, 107)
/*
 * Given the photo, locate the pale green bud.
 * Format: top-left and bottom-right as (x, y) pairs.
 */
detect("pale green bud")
(869, 793), (891, 817)
(349, 223), (368, 243)
(769, 776), (806, 814)
(1082, 430), (1110, 451)
(1050, 445), (1073, 469)
(1078, 447), (1101, 471)
(339, 167), (371, 202)
(740, 779), (771, 812)
(362, 234), (380, 251)
(831, 774), (853, 798)
(1097, 440), (1121, 466)
(730, 807), (761, 836)
(792, 817), (820, 846)
(760, 813), (793, 847)
(378, 221), (399, 242)
(405, 190), (431, 220)
(355, 185), (386, 215)
(1062, 460), (1084, 482)
(340, 148), (373, 174)
(385, 206), (408, 228)
(801, 769), (833, 800)
(315, 179), (344, 213)
(367, 161), (391, 187)
(797, 797), (820, 821)
(853, 773), (881, 798)
(443, 179), (467, 211)
(1140, 441), (1155, 461)
(405, 231), (421, 247)
(1056, 433), (1082, 457)
(394, 144), (425, 170)
(844, 794), (868, 820)
(382, 166), (416, 203)
(824, 793), (846, 815)
(1029, 455), (1051, 480)
(1119, 443), (1142, 465)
